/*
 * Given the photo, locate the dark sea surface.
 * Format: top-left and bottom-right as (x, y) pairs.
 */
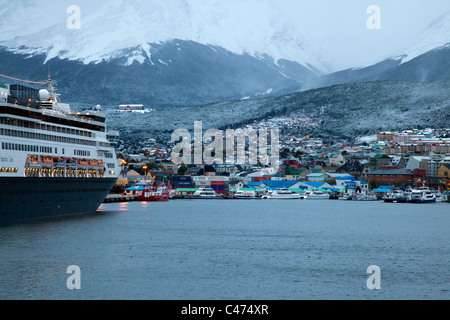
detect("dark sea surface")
(0, 199), (448, 300)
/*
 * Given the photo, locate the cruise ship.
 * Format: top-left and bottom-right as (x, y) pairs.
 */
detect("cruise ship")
(0, 78), (120, 223)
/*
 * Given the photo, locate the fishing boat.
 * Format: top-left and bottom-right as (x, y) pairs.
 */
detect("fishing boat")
(139, 184), (171, 202)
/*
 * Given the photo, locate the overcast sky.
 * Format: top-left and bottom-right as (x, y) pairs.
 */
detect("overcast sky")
(2, 0), (450, 70)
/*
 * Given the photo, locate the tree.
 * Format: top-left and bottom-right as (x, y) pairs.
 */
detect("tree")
(280, 148), (290, 159)
(178, 163), (188, 176)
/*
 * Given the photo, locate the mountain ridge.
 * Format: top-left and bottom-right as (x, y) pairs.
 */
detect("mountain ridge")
(105, 81), (450, 144)
(0, 40), (315, 107)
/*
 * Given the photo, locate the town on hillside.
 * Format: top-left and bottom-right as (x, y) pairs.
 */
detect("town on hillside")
(109, 121), (450, 200)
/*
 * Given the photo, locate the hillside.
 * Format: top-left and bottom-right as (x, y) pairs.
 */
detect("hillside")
(104, 81), (450, 144)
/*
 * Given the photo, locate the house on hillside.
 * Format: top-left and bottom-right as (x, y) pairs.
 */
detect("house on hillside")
(437, 164), (450, 180)
(370, 154), (391, 170)
(306, 173), (330, 182)
(284, 167), (310, 179)
(125, 169), (142, 182)
(328, 153), (345, 166)
(337, 160), (367, 177)
(186, 167), (204, 176)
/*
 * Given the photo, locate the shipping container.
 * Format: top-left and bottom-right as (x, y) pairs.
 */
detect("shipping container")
(211, 181), (226, 186)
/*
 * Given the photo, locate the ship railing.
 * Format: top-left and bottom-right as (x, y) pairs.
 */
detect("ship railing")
(54, 162), (67, 169)
(7, 95), (40, 109)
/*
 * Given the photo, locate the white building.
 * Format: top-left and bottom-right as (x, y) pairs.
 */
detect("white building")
(427, 154), (450, 177)
(118, 105), (153, 113)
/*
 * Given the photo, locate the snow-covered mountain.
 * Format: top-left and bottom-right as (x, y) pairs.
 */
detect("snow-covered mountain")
(0, 0), (330, 74)
(1, 1), (449, 107)
(302, 12), (450, 90)
(0, 39), (320, 106)
(391, 12), (450, 64)
(0, 0), (336, 106)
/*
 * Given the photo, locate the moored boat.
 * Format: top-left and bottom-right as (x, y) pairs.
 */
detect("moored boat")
(355, 191), (378, 201)
(188, 187), (219, 199)
(406, 187), (436, 203)
(234, 189), (257, 199)
(304, 190), (329, 200)
(329, 191), (340, 200)
(0, 76), (119, 223)
(139, 184), (171, 202)
(383, 189), (406, 203)
(264, 188), (301, 199)
(339, 192), (353, 200)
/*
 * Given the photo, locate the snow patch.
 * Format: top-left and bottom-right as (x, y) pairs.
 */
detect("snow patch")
(0, 0), (329, 73)
(141, 43), (154, 65)
(255, 88), (273, 97)
(126, 54), (146, 66)
(392, 13), (450, 64)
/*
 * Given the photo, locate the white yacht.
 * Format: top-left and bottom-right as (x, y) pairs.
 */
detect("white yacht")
(234, 189), (256, 199)
(264, 188), (301, 199)
(383, 189), (406, 203)
(189, 187), (219, 199)
(407, 187), (436, 203)
(304, 190), (329, 200)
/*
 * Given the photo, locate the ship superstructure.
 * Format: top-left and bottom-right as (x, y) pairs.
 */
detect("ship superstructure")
(0, 77), (120, 222)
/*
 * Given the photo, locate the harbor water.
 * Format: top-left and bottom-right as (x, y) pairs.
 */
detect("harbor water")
(0, 200), (448, 300)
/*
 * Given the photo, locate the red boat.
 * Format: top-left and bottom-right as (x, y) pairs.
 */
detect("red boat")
(138, 184), (171, 202)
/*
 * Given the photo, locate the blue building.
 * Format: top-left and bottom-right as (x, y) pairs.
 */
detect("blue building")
(336, 176), (370, 192)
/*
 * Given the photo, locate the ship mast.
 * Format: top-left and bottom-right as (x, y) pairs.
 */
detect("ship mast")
(46, 73), (61, 104)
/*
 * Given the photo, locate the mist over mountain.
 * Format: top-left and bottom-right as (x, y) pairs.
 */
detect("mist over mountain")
(0, 0), (330, 71)
(0, 40), (319, 106)
(303, 13), (450, 90)
(107, 81), (450, 144)
(0, 0), (336, 106)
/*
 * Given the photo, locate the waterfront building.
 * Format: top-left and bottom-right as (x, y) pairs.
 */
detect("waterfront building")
(366, 168), (418, 185)
(335, 176), (370, 192)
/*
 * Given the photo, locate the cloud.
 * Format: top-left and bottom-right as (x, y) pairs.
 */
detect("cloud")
(1, 0), (449, 71)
